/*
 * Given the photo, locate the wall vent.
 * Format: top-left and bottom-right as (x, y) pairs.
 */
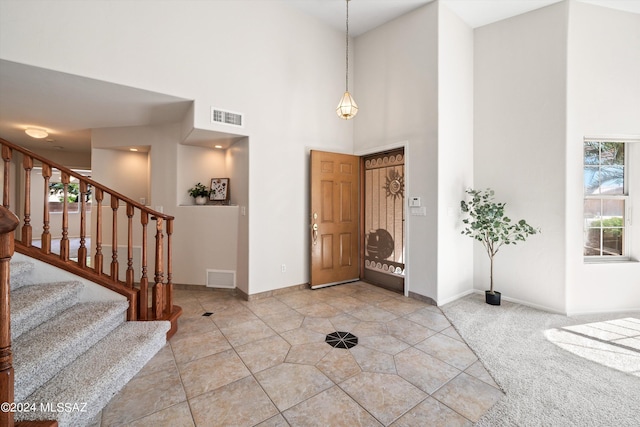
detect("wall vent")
(206, 269), (236, 289)
(211, 107), (243, 127)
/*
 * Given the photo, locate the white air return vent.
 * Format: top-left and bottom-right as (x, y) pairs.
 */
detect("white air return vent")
(206, 269), (236, 289)
(211, 107), (243, 127)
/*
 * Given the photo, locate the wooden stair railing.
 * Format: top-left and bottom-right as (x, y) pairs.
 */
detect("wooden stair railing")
(1, 206), (19, 427)
(0, 138), (181, 337)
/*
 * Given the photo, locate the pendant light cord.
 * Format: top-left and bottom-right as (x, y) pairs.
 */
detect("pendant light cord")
(345, 0), (350, 92)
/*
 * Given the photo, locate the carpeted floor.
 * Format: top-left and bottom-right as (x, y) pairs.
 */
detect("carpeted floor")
(32, 237), (89, 260)
(441, 294), (640, 427)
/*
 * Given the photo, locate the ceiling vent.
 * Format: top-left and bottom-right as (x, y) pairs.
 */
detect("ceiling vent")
(211, 107), (243, 127)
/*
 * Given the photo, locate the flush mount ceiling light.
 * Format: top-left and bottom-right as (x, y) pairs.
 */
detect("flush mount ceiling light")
(336, 0), (358, 120)
(25, 128), (49, 139)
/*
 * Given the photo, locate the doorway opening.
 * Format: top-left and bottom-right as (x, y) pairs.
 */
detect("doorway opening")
(362, 148), (405, 294)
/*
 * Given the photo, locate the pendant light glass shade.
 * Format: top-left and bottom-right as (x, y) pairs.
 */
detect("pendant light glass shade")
(337, 0), (358, 120)
(336, 91), (358, 119)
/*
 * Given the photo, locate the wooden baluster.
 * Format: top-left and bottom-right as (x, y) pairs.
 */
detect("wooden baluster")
(0, 207), (19, 427)
(2, 146), (11, 209)
(21, 155), (33, 246)
(125, 203), (134, 288)
(110, 195), (119, 281)
(152, 217), (164, 320)
(41, 164), (52, 254)
(94, 188), (104, 275)
(165, 218), (174, 316)
(139, 211), (149, 320)
(59, 172), (70, 261)
(78, 181), (88, 267)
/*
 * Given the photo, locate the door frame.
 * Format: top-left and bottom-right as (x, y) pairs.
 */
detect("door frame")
(355, 141), (410, 297)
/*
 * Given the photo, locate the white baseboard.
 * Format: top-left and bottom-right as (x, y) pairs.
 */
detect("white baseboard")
(437, 289), (476, 306)
(467, 289), (567, 315)
(566, 307), (640, 316)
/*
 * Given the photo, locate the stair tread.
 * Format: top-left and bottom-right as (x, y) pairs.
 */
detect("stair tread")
(13, 300), (130, 402)
(10, 259), (35, 290)
(16, 321), (170, 426)
(11, 281), (83, 340)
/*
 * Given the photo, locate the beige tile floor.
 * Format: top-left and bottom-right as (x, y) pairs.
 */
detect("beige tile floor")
(95, 282), (504, 426)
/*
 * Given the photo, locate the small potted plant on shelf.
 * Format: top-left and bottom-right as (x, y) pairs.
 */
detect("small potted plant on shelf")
(460, 188), (539, 305)
(188, 182), (210, 205)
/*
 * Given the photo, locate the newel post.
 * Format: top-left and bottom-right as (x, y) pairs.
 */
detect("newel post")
(0, 206), (19, 427)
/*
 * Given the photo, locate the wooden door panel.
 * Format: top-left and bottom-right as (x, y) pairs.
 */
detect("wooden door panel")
(340, 182), (353, 222)
(321, 181), (334, 222)
(310, 150), (360, 288)
(340, 233), (353, 267)
(321, 234), (333, 269)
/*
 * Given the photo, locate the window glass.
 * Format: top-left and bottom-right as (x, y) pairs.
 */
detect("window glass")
(583, 140), (628, 259)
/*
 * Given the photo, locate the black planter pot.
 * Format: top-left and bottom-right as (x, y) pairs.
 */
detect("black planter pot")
(485, 290), (501, 306)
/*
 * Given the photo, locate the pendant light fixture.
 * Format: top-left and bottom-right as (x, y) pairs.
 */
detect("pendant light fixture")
(336, 0), (358, 120)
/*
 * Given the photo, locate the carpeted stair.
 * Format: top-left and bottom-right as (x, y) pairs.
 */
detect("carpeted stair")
(9, 257), (169, 426)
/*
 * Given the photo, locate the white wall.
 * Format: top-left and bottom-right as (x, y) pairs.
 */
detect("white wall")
(565, 2), (640, 314)
(177, 145), (226, 206)
(354, 3), (439, 301)
(31, 149), (91, 169)
(0, 0), (353, 295)
(92, 124), (241, 287)
(92, 148), (149, 204)
(474, 2), (569, 313)
(437, 4), (475, 304)
(227, 138), (249, 295)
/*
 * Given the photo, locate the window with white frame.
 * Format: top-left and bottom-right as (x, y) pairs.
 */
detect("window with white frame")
(34, 167), (92, 214)
(583, 140), (628, 259)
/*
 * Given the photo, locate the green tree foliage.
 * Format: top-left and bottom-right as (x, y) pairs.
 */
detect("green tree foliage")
(461, 189), (539, 293)
(49, 182), (92, 203)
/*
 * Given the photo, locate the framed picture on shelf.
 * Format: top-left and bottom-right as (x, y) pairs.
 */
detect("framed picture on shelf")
(210, 178), (230, 202)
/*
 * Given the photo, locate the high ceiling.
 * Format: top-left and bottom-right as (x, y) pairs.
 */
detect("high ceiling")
(1, 0), (638, 155)
(287, 0), (640, 35)
(0, 60), (192, 153)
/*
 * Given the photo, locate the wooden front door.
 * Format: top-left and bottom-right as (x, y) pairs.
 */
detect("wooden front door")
(310, 150), (360, 288)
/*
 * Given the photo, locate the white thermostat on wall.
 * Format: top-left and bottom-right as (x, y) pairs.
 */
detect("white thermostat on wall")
(409, 197), (421, 207)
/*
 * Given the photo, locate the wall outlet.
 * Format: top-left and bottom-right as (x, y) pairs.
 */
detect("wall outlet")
(281, 264), (286, 273)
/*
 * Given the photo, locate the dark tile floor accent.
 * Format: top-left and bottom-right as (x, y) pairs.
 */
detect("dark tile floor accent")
(325, 331), (359, 349)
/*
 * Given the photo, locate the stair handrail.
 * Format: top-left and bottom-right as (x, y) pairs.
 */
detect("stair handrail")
(0, 205), (19, 427)
(0, 137), (177, 326)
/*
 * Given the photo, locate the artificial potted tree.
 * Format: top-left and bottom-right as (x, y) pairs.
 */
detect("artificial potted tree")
(460, 188), (539, 305)
(188, 182), (210, 205)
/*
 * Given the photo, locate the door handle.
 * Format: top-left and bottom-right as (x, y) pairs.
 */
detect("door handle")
(312, 223), (318, 245)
